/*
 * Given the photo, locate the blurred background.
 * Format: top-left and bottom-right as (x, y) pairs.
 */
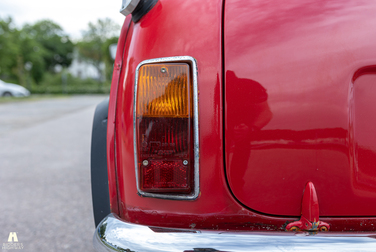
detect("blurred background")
(0, 0), (124, 251)
(0, 0), (125, 95)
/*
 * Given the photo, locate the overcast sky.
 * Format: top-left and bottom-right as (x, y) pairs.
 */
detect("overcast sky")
(0, 0), (125, 39)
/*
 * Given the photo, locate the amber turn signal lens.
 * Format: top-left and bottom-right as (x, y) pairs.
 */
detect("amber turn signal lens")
(137, 63), (192, 118)
(136, 63), (194, 193)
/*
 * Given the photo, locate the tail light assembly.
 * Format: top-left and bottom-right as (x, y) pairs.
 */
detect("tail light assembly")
(134, 56), (199, 200)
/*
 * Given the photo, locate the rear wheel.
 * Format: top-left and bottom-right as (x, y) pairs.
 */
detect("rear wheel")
(3, 92), (12, 97)
(91, 97), (111, 227)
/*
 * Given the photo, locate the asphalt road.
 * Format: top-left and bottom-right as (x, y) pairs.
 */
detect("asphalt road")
(0, 95), (107, 251)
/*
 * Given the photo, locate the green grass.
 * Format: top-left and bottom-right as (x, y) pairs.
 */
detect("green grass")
(0, 94), (73, 104)
(30, 72), (111, 95)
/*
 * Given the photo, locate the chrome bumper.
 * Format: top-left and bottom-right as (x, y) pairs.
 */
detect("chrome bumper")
(93, 214), (376, 252)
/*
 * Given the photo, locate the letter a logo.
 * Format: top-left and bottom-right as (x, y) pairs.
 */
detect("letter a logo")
(8, 232), (18, 242)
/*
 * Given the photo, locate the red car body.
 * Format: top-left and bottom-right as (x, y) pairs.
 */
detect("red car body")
(92, 0), (376, 251)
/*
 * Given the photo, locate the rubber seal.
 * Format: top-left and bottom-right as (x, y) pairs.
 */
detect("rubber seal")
(132, 0), (158, 23)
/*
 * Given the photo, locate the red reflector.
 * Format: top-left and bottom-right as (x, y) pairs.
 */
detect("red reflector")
(138, 117), (193, 193)
(142, 160), (189, 191)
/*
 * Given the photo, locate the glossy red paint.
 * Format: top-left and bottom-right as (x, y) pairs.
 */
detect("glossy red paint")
(107, 0), (376, 232)
(225, 0), (376, 217)
(114, 0), (242, 227)
(107, 15), (131, 215)
(286, 182), (330, 232)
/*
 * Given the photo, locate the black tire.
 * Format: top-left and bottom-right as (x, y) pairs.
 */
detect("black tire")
(3, 92), (12, 97)
(91, 97), (111, 227)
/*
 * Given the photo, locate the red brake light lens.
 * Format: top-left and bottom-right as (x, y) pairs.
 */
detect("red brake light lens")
(136, 63), (193, 193)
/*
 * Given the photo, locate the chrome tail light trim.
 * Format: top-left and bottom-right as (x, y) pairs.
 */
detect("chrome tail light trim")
(133, 56), (199, 200)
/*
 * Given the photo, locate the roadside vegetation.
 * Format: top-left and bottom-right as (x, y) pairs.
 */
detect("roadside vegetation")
(0, 17), (120, 95)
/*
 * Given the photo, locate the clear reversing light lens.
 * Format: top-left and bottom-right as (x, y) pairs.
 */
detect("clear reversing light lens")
(136, 63), (193, 193)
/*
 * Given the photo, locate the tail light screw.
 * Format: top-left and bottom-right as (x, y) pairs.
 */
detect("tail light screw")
(142, 160), (149, 166)
(161, 67), (167, 73)
(183, 160), (188, 166)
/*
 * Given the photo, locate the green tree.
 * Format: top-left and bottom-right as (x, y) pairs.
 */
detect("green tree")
(102, 36), (119, 81)
(23, 20), (74, 72)
(0, 17), (45, 84)
(1, 18), (73, 85)
(18, 33), (47, 84)
(0, 17), (20, 81)
(77, 18), (120, 82)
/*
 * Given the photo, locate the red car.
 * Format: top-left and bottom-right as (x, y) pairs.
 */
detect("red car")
(91, 0), (376, 251)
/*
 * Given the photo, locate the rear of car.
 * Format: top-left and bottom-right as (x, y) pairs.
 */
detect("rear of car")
(91, 0), (376, 251)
